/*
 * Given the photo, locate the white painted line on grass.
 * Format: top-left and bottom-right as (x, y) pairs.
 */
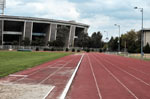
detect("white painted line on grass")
(59, 54), (84, 99)
(42, 86), (55, 99)
(87, 54), (102, 99)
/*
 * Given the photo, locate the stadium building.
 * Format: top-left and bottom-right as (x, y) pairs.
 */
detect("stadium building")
(0, 15), (89, 47)
(143, 28), (150, 46)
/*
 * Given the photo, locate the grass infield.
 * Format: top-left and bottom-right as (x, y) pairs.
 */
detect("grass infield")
(0, 51), (72, 78)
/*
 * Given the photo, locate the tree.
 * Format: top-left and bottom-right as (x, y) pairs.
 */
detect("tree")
(108, 36), (118, 51)
(12, 41), (19, 45)
(90, 31), (103, 48)
(21, 37), (30, 46)
(56, 26), (70, 47)
(31, 37), (45, 46)
(74, 32), (90, 48)
(143, 43), (150, 53)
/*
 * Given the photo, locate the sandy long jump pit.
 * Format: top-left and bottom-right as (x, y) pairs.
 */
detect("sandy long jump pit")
(0, 82), (54, 99)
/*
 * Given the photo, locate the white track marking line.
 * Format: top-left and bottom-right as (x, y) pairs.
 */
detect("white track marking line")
(87, 54), (102, 99)
(9, 74), (28, 77)
(102, 54), (150, 76)
(42, 86), (55, 99)
(14, 60), (68, 83)
(128, 66), (150, 76)
(101, 55), (150, 86)
(39, 56), (78, 84)
(92, 54), (139, 99)
(59, 54), (84, 99)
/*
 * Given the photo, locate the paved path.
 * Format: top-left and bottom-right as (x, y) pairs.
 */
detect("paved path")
(67, 53), (150, 99)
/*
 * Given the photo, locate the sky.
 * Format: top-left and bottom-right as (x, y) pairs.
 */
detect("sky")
(2, 0), (150, 40)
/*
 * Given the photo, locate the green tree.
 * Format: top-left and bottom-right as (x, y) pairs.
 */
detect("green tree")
(74, 32), (90, 48)
(21, 37), (30, 46)
(143, 43), (150, 53)
(31, 37), (45, 46)
(90, 31), (103, 48)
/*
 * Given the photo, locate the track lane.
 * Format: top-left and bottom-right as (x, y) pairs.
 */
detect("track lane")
(104, 54), (150, 74)
(93, 53), (150, 99)
(89, 53), (137, 99)
(67, 53), (136, 99)
(97, 53), (150, 84)
(67, 54), (100, 99)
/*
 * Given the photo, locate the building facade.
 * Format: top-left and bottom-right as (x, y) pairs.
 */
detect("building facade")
(143, 28), (150, 46)
(0, 15), (89, 47)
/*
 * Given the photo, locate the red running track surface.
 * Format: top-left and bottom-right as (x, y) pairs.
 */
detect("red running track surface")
(0, 54), (82, 99)
(67, 53), (150, 99)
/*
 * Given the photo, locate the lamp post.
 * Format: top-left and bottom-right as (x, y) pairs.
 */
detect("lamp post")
(104, 31), (109, 51)
(114, 24), (120, 53)
(134, 7), (144, 59)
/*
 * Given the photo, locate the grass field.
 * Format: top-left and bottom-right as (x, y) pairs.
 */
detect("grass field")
(0, 51), (72, 77)
(121, 53), (150, 61)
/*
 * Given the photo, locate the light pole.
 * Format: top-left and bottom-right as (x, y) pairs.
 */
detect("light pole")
(114, 24), (120, 53)
(104, 31), (109, 51)
(134, 7), (144, 59)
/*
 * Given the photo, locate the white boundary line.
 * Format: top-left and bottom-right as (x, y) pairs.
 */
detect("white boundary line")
(9, 74), (28, 77)
(87, 54), (102, 99)
(39, 58), (74, 84)
(14, 60), (66, 83)
(92, 54), (139, 99)
(59, 54), (84, 99)
(42, 86), (55, 99)
(99, 54), (150, 86)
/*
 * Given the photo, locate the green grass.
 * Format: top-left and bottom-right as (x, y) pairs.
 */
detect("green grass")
(128, 56), (150, 61)
(119, 54), (150, 61)
(0, 51), (72, 77)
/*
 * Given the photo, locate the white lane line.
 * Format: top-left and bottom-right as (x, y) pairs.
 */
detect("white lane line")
(102, 56), (150, 87)
(59, 54), (84, 99)
(39, 58), (75, 84)
(92, 54), (139, 99)
(42, 86), (55, 99)
(128, 66), (150, 76)
(87, 54), (102, 99)
(102, 54), (150, 76)
(9, 74), (28, 77)
(14, 60), (66, 83)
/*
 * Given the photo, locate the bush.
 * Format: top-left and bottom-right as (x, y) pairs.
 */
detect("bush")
(66, 48), (69, 52)
(51, 48), (55, 51)
(99, 49), (102, 52)
(91, 49), (94, 52)
(86, 48), (90, 52)
(72, 48), (75, 52)
(77, 49), (80, 52)
(36, 47), (39, 51)
(43, 48), (51, 51)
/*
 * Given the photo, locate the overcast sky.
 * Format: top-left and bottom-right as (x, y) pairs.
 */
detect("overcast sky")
(3, 0), (150, 40)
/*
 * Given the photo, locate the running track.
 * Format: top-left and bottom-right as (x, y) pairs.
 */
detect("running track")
(1, 53), (150, 99)
(0, 54), (82, 99)
(67, 53), (150, 99)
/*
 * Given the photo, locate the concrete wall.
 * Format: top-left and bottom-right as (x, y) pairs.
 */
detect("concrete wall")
(24, 21), (33, 41)
(44, 24), (51, 44)
(144, 31), (150, 46)
(68, 25), (76, 47)
(0, 20), (3, 45)
(50, 24), (57, 41)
